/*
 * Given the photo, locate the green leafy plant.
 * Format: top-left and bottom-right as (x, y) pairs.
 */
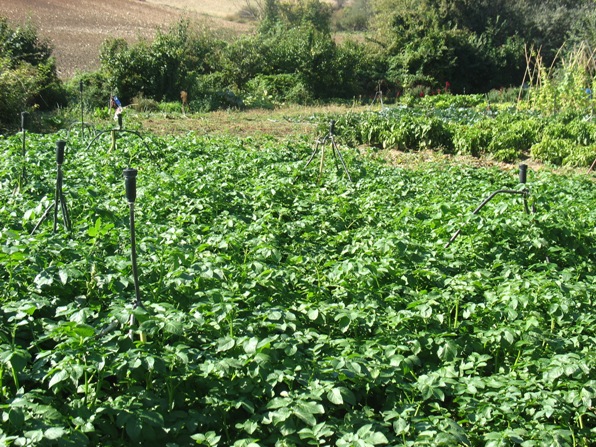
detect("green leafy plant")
(1, 129), (595, 446)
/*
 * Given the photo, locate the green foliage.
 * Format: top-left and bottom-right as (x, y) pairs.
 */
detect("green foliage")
(370, 0), (591, 93)
(1, 129), (595, 445)
(0, 17), (52, 67)
(99, 20), (221, 104)
(331, 99), (596, 166)
(0, 57), (39, 130)
(259, 0), (333, 34)
(245, 74), (312, 107)
(0, 17), (65, 130)
(526, 44), (596, 116)
(333, 0), (372, 31)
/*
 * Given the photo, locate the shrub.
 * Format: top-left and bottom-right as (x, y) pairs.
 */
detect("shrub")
(0, 17), (65, 130)
(245, 74), (312, 106)
(453, 123), (492, 157)
(0, 57), (39, 130)
(563, 144), (596, 167)
(530, 137), (575, 165)
(189, 73), (243, 112)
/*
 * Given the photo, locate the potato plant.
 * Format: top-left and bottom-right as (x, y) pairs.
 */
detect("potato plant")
(0, 129), (595, 446)
(331, 101), (596, 166)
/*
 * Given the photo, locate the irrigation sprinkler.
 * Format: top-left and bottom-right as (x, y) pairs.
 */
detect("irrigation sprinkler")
(305, 120), (352, 183)
(66, 80), (95, 139)
(124, 167), (143, 310)
(445, 164), (533, 248)
(124, 167), (147, 342)
(84, 111), (155, 159)
(20, 111), (29, 186)
(80, 80), (84, 135)
(370, 81), (384, 108)
(31, 140), (73, 235)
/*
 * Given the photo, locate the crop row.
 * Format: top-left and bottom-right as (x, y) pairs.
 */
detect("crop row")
(1, 129), (595, 446)
(330, 104), (596, 167)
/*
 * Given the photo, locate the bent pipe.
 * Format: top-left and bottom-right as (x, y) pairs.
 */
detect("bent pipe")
(84, 129), (155, 159)
(445, 189), (530, 248)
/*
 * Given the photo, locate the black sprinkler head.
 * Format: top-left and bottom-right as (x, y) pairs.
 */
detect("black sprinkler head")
(519, 164), (528, 184)
(21, 112), (29, 131)
(56, 140), (66, 165)
(123, 168), (138, 203)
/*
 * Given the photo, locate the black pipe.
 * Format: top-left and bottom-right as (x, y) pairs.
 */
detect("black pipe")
(123, 168), (142, 309)
(445, 187), (531, 248)
(53, 141), (66, 232)
(80, 80), (85, 137)
(21, 111), (29, 131)
(21, 111), (29, 184)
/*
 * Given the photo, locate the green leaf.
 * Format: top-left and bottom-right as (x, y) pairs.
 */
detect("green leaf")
(126, 416), (143, 441)
(294, 401), (324, 426)
(44, 427), (65, 440)
(48, 369), (69, 390)
(327, 387), (343, 405)
(58, 269), (68, 285)
(243, 337), (258, 354)
(217, 337), (235, 352)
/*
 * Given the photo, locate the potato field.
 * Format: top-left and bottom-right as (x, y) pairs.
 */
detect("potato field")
(0, 108), (595, 446)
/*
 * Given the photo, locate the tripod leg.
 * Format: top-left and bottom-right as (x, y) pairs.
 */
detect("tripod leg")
(318, 143), (326, 184)
(305, 141), (320, 168)
(53, 177), (61, 233)
(60, 193), (72, 231)
(331, 138), (352, 182)
(31, 203), (55, 235)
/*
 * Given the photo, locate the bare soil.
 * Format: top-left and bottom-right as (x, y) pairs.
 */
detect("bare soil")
(0, 0), (250, 78)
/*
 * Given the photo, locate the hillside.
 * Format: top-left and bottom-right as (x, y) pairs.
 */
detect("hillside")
(0, 0), (250, 78)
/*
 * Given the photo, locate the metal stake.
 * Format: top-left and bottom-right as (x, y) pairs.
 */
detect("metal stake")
(124, 167), (142, 310)
(21, 112), (29, 186)
(80, 80), (85, 137)
(124, 167), (147, 342)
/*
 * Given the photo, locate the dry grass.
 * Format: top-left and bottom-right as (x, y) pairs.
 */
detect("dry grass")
(136, 103), (371, 138)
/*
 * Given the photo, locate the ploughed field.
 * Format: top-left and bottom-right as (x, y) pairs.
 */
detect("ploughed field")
(0, 0), (248, 78)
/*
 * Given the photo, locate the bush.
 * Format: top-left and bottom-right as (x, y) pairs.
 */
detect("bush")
(99, 21), (221, 104)
(333, 0), (371, 31)
(245, 74), (312, 106)
(0, 57), (39, 130)
(65, 72), (111, 110)
(453, 123), (492, 157)
(0, 17), (65, 130)
(530, 137), (575, 165)
(189, 73), (243, 112)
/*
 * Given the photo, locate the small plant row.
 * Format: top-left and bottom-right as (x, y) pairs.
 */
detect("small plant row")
(0, 130), (595, 446)
(330, 101), (596, 166)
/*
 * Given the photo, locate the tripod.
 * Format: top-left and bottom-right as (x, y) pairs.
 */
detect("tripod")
(371, 81), (384, 108)
(305, 120), (352, 183)
(32, 141), (72, 234)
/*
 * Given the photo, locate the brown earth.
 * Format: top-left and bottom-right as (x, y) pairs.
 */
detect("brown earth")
(0, 0), (250, 79)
